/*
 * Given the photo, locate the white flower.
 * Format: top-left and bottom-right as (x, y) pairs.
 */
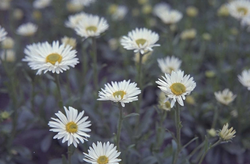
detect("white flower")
(153, 2), (171, 16)
(241, 16), (250, 32)
(83, 141), (121, 164)
(219, 123), (236, 141)
(61, 36), (77, 49)
(238, 69), (250, 89)
(33, 0), (52, 9)
(0, 26), (7, 42)
(111, 5), (128, 21)
(157, 56), (182, 74)
(65, 12), (88, 29)
(120, 28), (160, 54)
(22, 41), (79, 75)
(0, 49), (16, 62)
(75, 14), (109, 39)
(156, 70), (196, 107)
(0, 0), (10, 10)
(156, 9), (183, 24)
(98, 80), (141, 107)
(70, 0), (95, 6)
(214, 89), (236, 105)
(227, 0), (250, 19)
(16, 22), (38, 36)
(158, 97), (172, 111)
(48, 106), (91, 148)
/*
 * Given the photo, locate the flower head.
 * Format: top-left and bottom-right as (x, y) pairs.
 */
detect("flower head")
(48, 106), (91, 147)
(16, 22), (38, 36)
(0, 49), (16, 62)
(227, 0), (250, 19)
(0, 26), (7, 42)
(120, 28), (160, 54)
(108, 5), (128, 21)
(180, 29), (197, 40)
(65, 12), (88, 29)
(219, 123), (236, 141)
(98, 80), (141, 107)
(23, 41), (79, 75)
(157, 56), (182, 74)
(214, 88), (236, 105)
(1, 37), (14, 49)
(156, 9), (183, 24)
(61, 36), (77, 49)
(83, 141), (121, 164)
(75, 14), (109, 39)
(33, 0), (52, 9)
(153, 2), (171, 16)
(70, 0), (95, 6)
(238, 69), (250, 90)
(156, 70), (196, 107)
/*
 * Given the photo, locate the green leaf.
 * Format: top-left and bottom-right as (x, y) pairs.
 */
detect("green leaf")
(124, 113), (139, 119)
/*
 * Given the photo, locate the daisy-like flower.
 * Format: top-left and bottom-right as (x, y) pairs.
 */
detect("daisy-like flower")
(16, 22), (38, 36)
(83, 141), (121, 164)
(65, 12), (88, 29)
(227, 0), (250, 19)
(61, 36), (77, 49)
(157, 56), (182, 74)
(98, 80), (141, 107)
(238, 69), (250, 90)
(156, 70), (196, 107)
(109, 5), (128, 21)
(33, 0), (52, 9)
(120, 28), (160, 54)
(156, 9), (183, 25)
(0, 26), (7, 42)
(214, 88), (236, 105)
(180, 28), (197, 40)
(75, 14), (109, 39)
(153, 2), (171, 16)
(48, 106), (91, 148)
(22, 41), (79, 75)
(219, 123), (236, 141)
(70, 0), (95, 6)
(157, 91), (171, 112)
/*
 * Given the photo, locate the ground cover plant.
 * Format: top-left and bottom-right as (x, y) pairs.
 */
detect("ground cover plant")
(0, 0), (250, 164)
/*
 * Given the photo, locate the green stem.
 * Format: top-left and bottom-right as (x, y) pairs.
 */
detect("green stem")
(211, 105), (218, 129)
(81, 42), (88, 92)
(55, 74), (63, 110)
(198, 139), (221, 164)
(68, 145), (73, 164)
(117, 104), (123, 151)
(172, 104), (182, 164)
(1, 53), (18, 150)
(91, 37), (98, 92)
(136, 52), (143, 110)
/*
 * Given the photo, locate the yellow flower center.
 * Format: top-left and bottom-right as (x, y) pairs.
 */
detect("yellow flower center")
(66, 122), (78, 133)
(46, 53), (62, 65)
(170, 83), (186, 96)
(86, 26), (97, 32)
(97, 156), (109, 164)
(165, 101), (171, 108)
(136, 38), (147, 46)
(237, 7), (248, 15)
(113, 90), (126, 99)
